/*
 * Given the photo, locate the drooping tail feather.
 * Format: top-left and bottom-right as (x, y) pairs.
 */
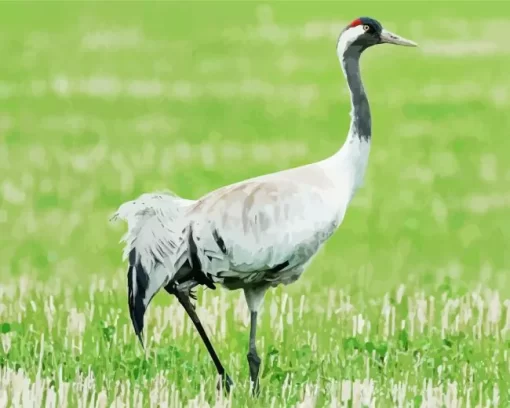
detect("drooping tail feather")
(127, 250), (146, 348)
(126, 247), (176, 349)
(112, 192), (195, 347)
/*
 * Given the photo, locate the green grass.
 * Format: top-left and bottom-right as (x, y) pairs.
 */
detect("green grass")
(1, 1), (510, 406)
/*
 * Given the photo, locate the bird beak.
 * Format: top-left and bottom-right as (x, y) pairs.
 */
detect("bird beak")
(379, 29), (418, 47)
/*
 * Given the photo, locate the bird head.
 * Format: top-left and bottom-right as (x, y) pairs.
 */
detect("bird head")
(337, 17), (417, 55)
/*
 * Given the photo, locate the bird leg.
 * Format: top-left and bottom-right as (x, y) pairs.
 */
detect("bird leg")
(244, 285), (268, 396)
(247, 311), (261, 396)
(171, 281), (234, 394)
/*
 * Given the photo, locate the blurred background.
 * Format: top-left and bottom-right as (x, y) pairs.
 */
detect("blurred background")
(1, 1), (510, 405)
(1, 1), (508, 293)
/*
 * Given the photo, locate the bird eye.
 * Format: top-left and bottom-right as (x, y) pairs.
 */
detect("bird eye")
(363, 24), (370, 32)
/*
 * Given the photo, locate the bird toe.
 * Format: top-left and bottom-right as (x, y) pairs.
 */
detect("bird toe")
(217, 373), (234, 394)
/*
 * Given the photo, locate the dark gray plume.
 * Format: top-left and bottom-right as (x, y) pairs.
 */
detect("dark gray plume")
(127, 248), (148, 349)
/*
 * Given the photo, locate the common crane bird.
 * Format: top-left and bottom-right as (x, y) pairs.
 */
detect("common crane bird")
(112, 16), (417, 395)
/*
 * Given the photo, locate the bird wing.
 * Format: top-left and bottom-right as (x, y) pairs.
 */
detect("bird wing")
(186, 163), (344, 283)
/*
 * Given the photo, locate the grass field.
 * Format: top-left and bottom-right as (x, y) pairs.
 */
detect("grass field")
(1, 1), (510, 406)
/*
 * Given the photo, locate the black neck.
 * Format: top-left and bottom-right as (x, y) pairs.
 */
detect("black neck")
(341, 48), (371, 142)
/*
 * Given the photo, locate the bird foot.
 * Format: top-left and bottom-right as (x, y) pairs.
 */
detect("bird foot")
(247, 351), (261, 397)
(250, 380), (261, 398)
(216, 373), (234, 394)
(189, 287), (197, 302)
(172, 281), (199, 309)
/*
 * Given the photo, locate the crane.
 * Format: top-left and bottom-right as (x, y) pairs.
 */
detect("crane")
(111, 16), (417, 396)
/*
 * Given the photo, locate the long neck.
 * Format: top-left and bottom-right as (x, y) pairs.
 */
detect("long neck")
(341, 48), (371, 143)
(322, 44), (372, 193)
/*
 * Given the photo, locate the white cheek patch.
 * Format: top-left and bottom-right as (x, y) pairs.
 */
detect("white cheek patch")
(337, 25), (365, 54)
